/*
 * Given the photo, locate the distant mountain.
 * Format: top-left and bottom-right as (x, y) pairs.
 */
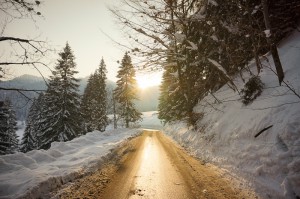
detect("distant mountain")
(0, 75), (160, 120)
(1, 74), (115, 93)
(0, 75), (115, 120)
(0, 75), (46, 120)
(1, 74), (47, 91)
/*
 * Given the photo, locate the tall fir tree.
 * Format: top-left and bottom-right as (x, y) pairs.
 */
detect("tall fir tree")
(0, 100), (18, 155)
(20, 93), (44, 152)
(38, 43), (83, 150)
(158, 64), (183, 124)
(93, 58), (108, 131)
(114, 52), (142, 128)
(81, 73), (96, 132)
(81, 58), (108, 132)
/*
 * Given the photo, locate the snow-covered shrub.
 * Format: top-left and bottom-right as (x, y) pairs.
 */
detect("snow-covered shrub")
(241, 76), (264, 105)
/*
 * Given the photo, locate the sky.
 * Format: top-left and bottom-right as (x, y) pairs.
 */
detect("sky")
(1, 0), (162, 86)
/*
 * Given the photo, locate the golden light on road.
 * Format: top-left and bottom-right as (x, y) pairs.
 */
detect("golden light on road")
(136, 72), (162, 89)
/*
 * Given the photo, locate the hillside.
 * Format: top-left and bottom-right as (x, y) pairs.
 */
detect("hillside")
(163, 30), (300, 198)
(0, 75), (160, 120)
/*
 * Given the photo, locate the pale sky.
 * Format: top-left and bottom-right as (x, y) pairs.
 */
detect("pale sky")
(1, 0), (161, 85)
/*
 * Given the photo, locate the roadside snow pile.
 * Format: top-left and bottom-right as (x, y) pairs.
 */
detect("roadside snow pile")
(0, 128), (140, 199)
(164, 30), (300, 198)
(140, 111), (163, 129)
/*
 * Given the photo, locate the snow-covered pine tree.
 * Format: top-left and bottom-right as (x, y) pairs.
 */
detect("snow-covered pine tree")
(92, 58), (108, 131)
(114, 52), (142, 128)
(158, 64), (185, 123)
(158, 66), (178, 124)
(0, 100), (18, 155)
(38, 43), (83, 150)
(81, 58), (108, 132)
(81, 73), (96, 133)
(20, 93), (45, 152)
(20, 100), (37, 152)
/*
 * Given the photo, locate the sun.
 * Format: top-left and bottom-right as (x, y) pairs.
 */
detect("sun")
(136, 72), (162, 89)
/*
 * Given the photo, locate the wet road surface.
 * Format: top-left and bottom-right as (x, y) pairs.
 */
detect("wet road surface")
(103, 130), (191, 199)
(54, 130), (258, 199)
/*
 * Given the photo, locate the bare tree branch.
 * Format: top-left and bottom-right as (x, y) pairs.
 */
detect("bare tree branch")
(262, 61), (300, 99)
(0, 61), (43, 65)
(0, 87), (45, 92)
(0, 36), (31, 42)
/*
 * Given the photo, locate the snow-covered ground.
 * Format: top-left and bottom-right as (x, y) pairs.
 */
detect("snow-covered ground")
(0, 112), (162, 199)
(0, 128), (141, 199)
(164, 30), (300, 198)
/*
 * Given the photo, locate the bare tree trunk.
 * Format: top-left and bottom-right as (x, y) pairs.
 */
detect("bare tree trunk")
(262, 0), (284, 85)
(245, 4), (261, 75)
(254, 46), (262, 74)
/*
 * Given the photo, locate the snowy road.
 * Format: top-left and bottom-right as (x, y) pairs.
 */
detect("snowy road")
(55, 130), (258, 199)
(102, 130), (191, 199)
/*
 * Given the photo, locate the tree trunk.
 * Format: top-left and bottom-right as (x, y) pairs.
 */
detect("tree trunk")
(262, 0), (284, 85)
(254, 46), (262, 74)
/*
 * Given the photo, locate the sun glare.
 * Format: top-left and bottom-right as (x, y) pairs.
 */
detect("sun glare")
(136, 73), (162, 89)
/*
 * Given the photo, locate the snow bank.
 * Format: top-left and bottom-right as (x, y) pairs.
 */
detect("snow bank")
(0, 128), (140, 199)
(164, 30), (300, 198)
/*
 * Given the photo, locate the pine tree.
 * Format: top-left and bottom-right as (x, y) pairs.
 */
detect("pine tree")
(0, 100), (18, 155)
(38, 43), (83, 150)
(20, 101), (37, 152)
(114, 52), (142, 128)
(81, 73), (96, 133)
(92, 58), (108, 131)
(81, 58), (108, 132)
(20, 93), (45, 152)
(158, 65), (182, 123)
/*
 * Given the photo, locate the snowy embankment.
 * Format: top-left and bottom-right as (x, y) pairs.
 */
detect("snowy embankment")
(0, 128), (141, 199)
(164, 30), (300, 198)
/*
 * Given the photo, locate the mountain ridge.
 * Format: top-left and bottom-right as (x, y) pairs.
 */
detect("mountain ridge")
(0, 74), (160, 119)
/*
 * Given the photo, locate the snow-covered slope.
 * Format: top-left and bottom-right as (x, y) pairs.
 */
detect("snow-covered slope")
(164, 30), (300, 198)
(0, 129), (140, 199)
